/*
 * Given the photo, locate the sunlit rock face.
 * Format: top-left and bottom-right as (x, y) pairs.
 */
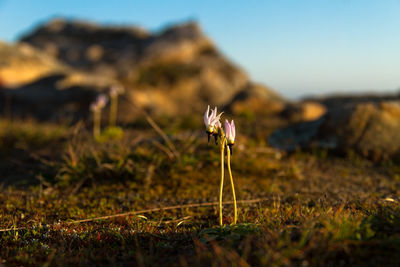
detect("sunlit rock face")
(227, 83), (284, 115)
(280, 101), (326, 123)
(0, 40), (118, 121)
(270, 101), (400, 162)
(0, 41), (66, 87)
(14, 18), (282, 118)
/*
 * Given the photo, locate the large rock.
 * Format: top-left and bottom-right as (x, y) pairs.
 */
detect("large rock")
(0, 41), (122, 121)
(20, 18), (149, 75)
(19, 19), (216, 73)
(16, 18), (280, 116)
(227, 83), (284, 114)
(280, 101), (327, 122)
(0, 41), (66, 87)
(304, 93), (400, 111)
(0, 72), (119, 122)
(269, 101), (400, 161)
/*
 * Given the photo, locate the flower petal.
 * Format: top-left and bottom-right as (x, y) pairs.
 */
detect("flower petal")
(204, 105), (210, 125)
(211, 107), (217, 120)
(231, 120), (236, 140)
(215, 120), (221, 129)
(212, 111), (223, 127)
(224, 119), (230, 138)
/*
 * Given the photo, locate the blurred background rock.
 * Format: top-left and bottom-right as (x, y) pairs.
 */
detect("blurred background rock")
(0, 18), (284, 122)
(0, 5), (399, 161)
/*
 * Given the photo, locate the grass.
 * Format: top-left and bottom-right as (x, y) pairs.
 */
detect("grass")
(1, 115), (400, 266)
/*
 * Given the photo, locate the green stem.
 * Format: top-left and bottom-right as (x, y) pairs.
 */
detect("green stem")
(226, 145), (237, 224)
(219, 138), (225, 226)
(110, 95), (118, 127)
(93, 110), (101, 137)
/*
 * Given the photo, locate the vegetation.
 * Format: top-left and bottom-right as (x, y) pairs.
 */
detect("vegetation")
(1, 114), (400, 266)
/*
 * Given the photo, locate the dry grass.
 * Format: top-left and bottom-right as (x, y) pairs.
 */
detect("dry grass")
(1, 115), (400, 266)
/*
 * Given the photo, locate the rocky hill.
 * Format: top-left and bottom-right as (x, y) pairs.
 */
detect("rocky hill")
(8, 18), (282, 119)
(0, 40), (118, 121)
(0, 41), (66, 87)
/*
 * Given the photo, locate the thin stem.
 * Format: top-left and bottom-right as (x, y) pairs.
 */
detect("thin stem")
(226, 145), (237, 224)
(109, 95), (118, 127)
(93, 110), (101, 137)
(219, 139), (225, 226)
(123, 96), (180, 159)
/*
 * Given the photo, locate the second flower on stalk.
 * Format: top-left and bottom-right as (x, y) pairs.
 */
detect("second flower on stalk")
(225, 119), (235, 155)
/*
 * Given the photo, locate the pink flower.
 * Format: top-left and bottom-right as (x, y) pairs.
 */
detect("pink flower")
(224, 119), (236, 145)
(90, 102), (98, 112)
(204, 105), (223, 134)
(90, 94), (108, 111)
(109, 85), (124, 97)
(97, 94), (108, 108)
(204, 105), (223, 143)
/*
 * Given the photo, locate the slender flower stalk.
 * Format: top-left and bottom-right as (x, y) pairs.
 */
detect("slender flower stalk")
(109, 85), (124, 127)
(109, 93), (118, 127)
(90, 94), (108, 138)
(226, 145), (237, 224)
(92, 108), (101, 137)
(219, 133), (225, 226)
(225, 119), (237, 224)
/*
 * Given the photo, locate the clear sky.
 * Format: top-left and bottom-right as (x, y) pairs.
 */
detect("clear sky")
(0, 0), (399, 99)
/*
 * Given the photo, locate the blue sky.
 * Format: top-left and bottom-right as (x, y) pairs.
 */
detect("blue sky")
(0, 0), (399, 99)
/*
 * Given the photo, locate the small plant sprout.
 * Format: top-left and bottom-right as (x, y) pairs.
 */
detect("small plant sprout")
(90, 94), (108, 137)
(109, 85), (124, 127)
(204, 106), (238, 226)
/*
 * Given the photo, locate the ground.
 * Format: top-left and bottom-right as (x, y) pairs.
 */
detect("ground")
(1, 114), (400, 266)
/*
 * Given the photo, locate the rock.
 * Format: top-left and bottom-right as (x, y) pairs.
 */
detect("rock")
(269, 118), (325, 152)
(0, 41), (66, 87)
(19, 18), (149, 75)
(303, 93), (400, 111)
(16, 18), (280, 117)
(127, 50), (249, 115)
(0, 18), (283, 120)
(227, 83), (284, 114)
(280, 101), (326, 122)
(0, 73), (116, 122)
(269, 101), (400, 161)
(19, 19), (217, 78)
(320, 101), (400, 161)
(0, 40), (125, 122)
(140, 22), (214, 65)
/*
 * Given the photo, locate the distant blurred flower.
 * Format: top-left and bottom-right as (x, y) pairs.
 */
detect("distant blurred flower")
(108, 86), (124, 127)
(90, 94), (108, 111)
(91, 94), (108, 137)
(97, 94), (108, 108)
(90, 102), (98, 112)
(109, 85), (125, 97)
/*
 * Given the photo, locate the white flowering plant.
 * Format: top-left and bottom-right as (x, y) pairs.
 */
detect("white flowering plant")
(204, 105), (237, 226)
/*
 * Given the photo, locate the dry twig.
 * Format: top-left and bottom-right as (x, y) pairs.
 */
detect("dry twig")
(0, 198), (269, 232)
